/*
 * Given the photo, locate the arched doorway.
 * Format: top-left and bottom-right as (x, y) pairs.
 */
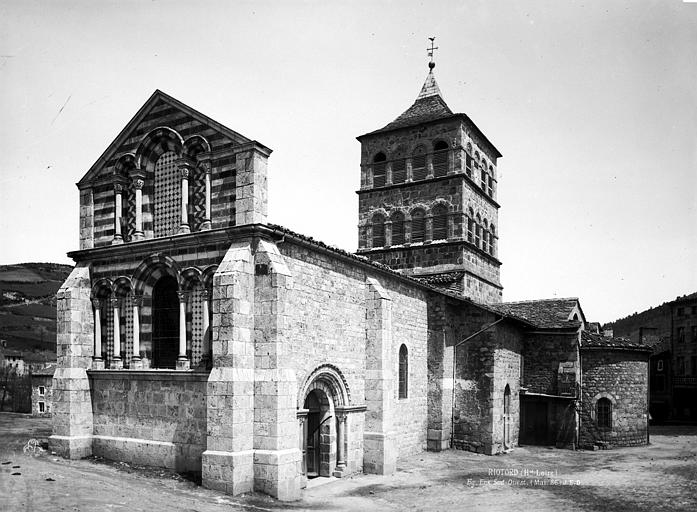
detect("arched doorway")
(152, 275), (179, 368)
(503, 384), (511, 449)
(303, 389), (333, 478)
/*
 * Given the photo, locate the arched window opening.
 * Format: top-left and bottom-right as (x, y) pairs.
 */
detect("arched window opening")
(399, 344), (408, 399)
(432, 205), (448, 241)
(465, 143), (473, 178)
(467, 209), (475, 244)
(489, 225), (496, 255)
(391, 211), (405, 245)
(372, 153), (387, 188)
(392, 157), (406, 184)
(504, 384), (511, 415)
(475, 215), (482, 248)
(412, 146), (427, 181)
(371, 213), (385, 248)
(152, 275), (179, 369)
(597, 398), (612, 429)
(480, 166), (487, 191)
(432, 140), (449, 177)
(153, 151), (181, 238)
(411, 210), (425, 243)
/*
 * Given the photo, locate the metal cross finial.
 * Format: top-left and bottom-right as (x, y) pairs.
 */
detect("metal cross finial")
(427, 37), (438, 61)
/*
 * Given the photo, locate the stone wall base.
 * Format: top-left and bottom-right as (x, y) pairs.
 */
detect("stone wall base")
(253, 448), (302, 501)
(363, 431), (397, 475)
(92, 435), (203, 472)
(426, 428), (450, 452)
(48, 434), (93, 459)
(202, 449), (254, 496)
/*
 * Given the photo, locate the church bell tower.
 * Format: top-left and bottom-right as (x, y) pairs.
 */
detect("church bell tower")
(356, 42), (503, 303)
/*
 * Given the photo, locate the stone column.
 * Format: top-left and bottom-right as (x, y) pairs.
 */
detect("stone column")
(178, 164), (191, 234)
(131, 294), (143, 369)
(112, 183), (124, 245)
(297, 409), (309, 488)
(200, 161), (212, 230)
(200, 290), (211, 367)
(176, 291), (190, 370)
(91, 299), (104, 369)
(333, 412), (347, 476)
(110, 298), (123, 369)
(132, 176), (145, 241)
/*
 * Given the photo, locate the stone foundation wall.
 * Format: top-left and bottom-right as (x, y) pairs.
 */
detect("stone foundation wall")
(580, 349), (649, 448)
(90, 371), (207, 472)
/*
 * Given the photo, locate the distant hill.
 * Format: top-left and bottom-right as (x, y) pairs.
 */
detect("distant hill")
(0, 263), (73, 353)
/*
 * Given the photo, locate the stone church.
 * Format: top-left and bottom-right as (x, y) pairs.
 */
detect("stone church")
(51, 60), (651, 501)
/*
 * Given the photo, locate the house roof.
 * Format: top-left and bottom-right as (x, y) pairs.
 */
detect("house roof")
(488, 298), (584, 329)
(671, 292), (697, 305)
(32, 364), (56, 377)
(581, 331), (652, 353)
(356, 69), (502, 158)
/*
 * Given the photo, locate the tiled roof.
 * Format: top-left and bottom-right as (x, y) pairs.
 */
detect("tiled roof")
(381, 92), (454, 132)
(414, 272), (464, 285)
(581, 331), (652, 352)
(672, 292), (697, 304)
(488, 298), (582, 329)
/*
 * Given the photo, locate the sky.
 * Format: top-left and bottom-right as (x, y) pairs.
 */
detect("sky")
(1, 0), (695, 324)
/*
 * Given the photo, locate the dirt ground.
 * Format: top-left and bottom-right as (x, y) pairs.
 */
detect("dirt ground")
(1, 413), (695, 512)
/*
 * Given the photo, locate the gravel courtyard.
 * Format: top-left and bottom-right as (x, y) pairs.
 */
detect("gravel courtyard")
(0, 412), (695, 511)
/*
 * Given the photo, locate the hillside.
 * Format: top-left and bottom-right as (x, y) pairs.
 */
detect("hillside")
(0, 263), (73, 353)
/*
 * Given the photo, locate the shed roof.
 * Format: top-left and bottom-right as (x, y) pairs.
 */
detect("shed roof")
(488, 298), (584, 329)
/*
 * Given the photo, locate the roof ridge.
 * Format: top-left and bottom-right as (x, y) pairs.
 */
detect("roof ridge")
(500, 297), (579, 305)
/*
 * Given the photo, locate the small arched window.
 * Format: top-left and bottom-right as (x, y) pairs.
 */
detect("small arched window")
(467, 208), (475, 244)
(391, 211), (405, 245)
(399, 344), (408, 399)
(597, 398), (612, 429)
(372, 213), (385, 247)
(504, 384), (511, 415)
(432, 204), (448, 241)
(411, 209), (425, 243)
(482, 219), (489, 253)
(475, 214), (482, 248)
(465, 143), (473, 178)
(480, 164), (487, 191)
(489, 224), (496, 255)
(373, 153), (387, 188)
(432, 140), (449, 177)
(412, 146), (427, 181)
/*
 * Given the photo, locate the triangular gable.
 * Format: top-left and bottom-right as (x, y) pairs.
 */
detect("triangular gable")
(77, 90), (257, 187)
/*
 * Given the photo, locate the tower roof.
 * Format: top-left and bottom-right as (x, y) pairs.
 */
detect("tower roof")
(380, 70), (453, 132)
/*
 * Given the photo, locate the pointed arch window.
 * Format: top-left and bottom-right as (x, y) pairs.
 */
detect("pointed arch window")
(371, 213), (386, 248)
(412, 146), (427, 181)
(411, 209), (425, 243)
(391, 211), (405, 245)
(399, 344), (408, 399)
(432, 204), (448, 241)
(373, 152), (387, 188)
(432, 140), (449, 177)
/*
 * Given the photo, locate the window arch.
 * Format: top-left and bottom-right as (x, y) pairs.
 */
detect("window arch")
(391, 211), (405, 245)
(432, 204), (448, 241)
(411, 209), (425, 243)
(597, 398), (612, 429)
(503, 384), (511, 415)
(398, 344), (408, 399)
(412, 146), (427, 181)
(372, 152), (387, 188)
(371, 213), (385, 248)
(432, 140), (449, 177)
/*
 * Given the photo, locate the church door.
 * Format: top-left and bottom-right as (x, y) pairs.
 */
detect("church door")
(304, 391), (321, 478)
(152, 275), (179, 368)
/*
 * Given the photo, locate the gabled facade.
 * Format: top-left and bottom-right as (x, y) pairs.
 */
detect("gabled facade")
(356, 67), (503, 303)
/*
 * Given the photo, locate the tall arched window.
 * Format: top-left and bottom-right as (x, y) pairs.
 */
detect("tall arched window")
(597, 398), (612, 429)
(432, 140), (449, 177)
(399, 344), (408, 399)
(467, 208), (475, 244)
(371, 213), (385, 248)
(411, 209), (425, 243)
(482, 219), (489, 253)
(488, 166), (495, 197)
(475, 214), (482, 248)
(372, 153), (387, 188)
(412, 146), (427, 181)
(480, 160), (487, 190)
(152, 275), (179, 369)
(392, 156), (406, 184)
(432, 204), (448, 241)
(489, 224), (496, 256)
(465, 143), (473, 178)
(391, 211), (405, 245)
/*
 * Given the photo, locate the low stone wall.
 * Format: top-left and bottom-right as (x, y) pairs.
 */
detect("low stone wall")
(89, 371), (207, 472)
(580, 349), (648, 448)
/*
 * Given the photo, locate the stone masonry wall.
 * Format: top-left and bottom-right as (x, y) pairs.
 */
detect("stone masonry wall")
(32, 375), (53, 417)
(523, 331), (579, 395)
(580, 349), (649, 448)
(90, 371), (207, 472)
(491, 322), (522, 453)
